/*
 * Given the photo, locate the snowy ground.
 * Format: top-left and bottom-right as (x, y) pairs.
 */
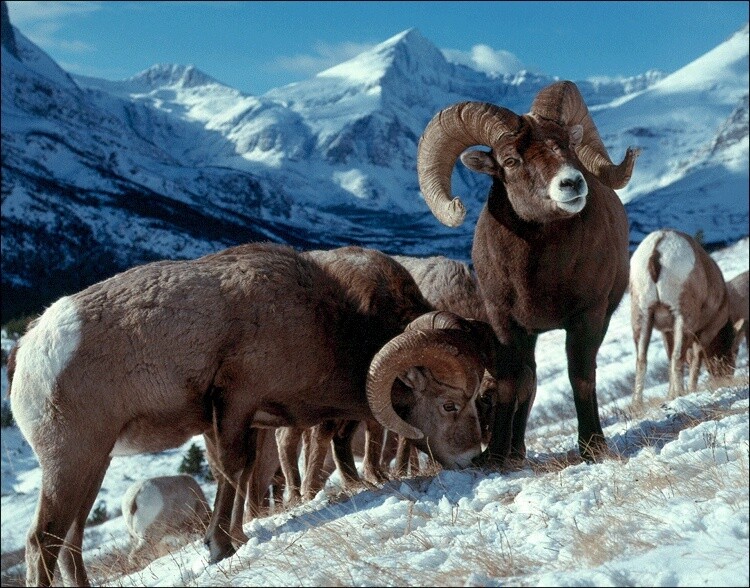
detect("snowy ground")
(1, 238), (748, 587)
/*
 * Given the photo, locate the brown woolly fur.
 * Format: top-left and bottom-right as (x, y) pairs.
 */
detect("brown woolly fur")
(9, 242), (494, 586)
(240, 249), (502, 528)
(270, 252), (504, 512)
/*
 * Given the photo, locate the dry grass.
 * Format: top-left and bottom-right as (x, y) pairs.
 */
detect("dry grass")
(5, 370), (746, 587)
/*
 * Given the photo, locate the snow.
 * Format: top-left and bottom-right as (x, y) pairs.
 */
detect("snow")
(4, 19), (747, 296)
(1, 239), (748, 587)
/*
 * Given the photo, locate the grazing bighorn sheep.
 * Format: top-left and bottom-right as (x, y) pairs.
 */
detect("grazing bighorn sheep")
(727, 270), (748, 355)
(9, 242), (492, 587)
(630, 229), (738, 404)
(417, 80), (640, 466)
(391, 254), (497, 468)
(122, 475), (211, 562)
(247, 250), (502, 510)
(273, 254), (501, 500)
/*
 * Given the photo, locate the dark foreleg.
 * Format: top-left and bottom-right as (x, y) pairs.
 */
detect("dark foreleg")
(566, 316), (611, 461)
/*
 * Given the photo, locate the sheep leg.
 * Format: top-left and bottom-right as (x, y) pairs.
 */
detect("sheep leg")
(688, 341), (702, 392)
(476, 391), (517, 469)
(632, 307), (654, 408)
(230, 460), (253, 542)
(276, 427), (303, 506)
(505, 331), (537, 465)
(58, 455), (111, 586)
(362, 419), (388, 484)
(475, 325), (536, 469)
(394, 436), (412, 476)
(380, 428), (399, 472)
(668, 314), (686, 399)
(566, 316), (610, 462)
(269, 467), (285, 511)
(26, 448), (112, 587)
(509, 349), (537, 463)
(245, 428), (281, 519)
(301, 420), (337, 500)
(332, 420), (363, 487)
(203, 410), (256, 564)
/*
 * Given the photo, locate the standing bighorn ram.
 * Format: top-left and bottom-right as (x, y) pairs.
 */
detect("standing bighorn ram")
(9, 242), (493, 587)
(417, 80), (640, 466)
(630, 229), (738, 404)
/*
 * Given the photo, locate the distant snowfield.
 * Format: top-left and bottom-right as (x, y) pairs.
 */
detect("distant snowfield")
(1, 238), (747, 587)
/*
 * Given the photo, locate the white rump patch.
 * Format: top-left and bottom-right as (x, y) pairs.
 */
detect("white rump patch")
(549, 165), (588, 213)
(630, 230), (696, 313)
(10, 296), (82, 448)
(653, 231), (696, 310)
(123, 480), (165, 538)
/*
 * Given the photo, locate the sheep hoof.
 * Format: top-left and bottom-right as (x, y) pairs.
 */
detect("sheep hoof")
(471, 450), (506, 470)
(363, 467), (388, 485)
(579, 436), (613, 463)
(205, 537), (236, 564)
(231, 530), (250, 550)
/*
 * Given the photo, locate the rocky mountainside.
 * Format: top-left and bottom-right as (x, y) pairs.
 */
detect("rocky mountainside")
(1, 3), (747, 321)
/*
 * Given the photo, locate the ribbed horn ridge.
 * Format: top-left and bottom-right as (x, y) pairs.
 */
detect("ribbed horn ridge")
(530, 80), (640, 189)
(366, 329), (484, 439)
(404, 310), (469, 333)
(417, 102), (521, 227)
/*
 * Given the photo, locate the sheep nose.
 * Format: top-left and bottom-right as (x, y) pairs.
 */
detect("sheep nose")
(559, 175), (585, 194)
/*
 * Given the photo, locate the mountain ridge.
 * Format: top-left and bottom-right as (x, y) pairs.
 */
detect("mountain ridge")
(1, 3), (747, 322)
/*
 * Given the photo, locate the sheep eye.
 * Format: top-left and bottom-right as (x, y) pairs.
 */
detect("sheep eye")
(443, 401), (458, 412)
(503, 158), (518, 168)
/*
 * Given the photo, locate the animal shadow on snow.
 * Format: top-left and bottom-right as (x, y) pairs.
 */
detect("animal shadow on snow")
(607, 384), (749, 458)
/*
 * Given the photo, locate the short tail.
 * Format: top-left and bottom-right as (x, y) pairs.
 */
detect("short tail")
(647, 234), (665, 284)
(6, 344), (19, 398)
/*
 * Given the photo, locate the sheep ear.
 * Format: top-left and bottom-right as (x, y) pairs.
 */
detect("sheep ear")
(398, 367), (428, 395)
(569, 124), (584, 147)
(460, 149), (497, 176)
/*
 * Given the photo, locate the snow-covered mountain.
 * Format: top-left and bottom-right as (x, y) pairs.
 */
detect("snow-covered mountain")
(1, 2), (747, 321)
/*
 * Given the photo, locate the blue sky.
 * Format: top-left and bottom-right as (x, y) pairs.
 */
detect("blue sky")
(6, 1), (748, 95)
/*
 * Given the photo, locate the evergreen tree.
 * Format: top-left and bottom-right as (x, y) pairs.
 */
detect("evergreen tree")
(178, 442), (208, 479)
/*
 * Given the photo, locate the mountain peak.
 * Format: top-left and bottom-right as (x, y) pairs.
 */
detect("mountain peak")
(316, 27), (451, 85)
(1, 0), (18, 59)
(127, 63), (220, 89)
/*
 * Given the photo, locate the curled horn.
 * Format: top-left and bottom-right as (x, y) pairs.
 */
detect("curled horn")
(404, 310), (468, 332)
(417, 102), (522, 227)
(366, 329), (483, 439)
(530, 80), (640, 189)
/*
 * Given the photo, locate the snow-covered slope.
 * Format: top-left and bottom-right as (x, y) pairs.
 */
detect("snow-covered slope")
(1, 4), (748, 321)
(2, 239), (747, 587)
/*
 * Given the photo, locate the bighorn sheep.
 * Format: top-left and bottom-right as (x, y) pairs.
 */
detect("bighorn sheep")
(727, 270), (748, 355)
(391, 255), (488, 323)
(241, 250), (502, 511)
(630, 229), (738, 404)
(416, 80), (640, 466)
(273, 254), (500, 501)
(9, 242), (492, 587)
(122, 475), (211, 562)
(391, 254), (497, 469)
